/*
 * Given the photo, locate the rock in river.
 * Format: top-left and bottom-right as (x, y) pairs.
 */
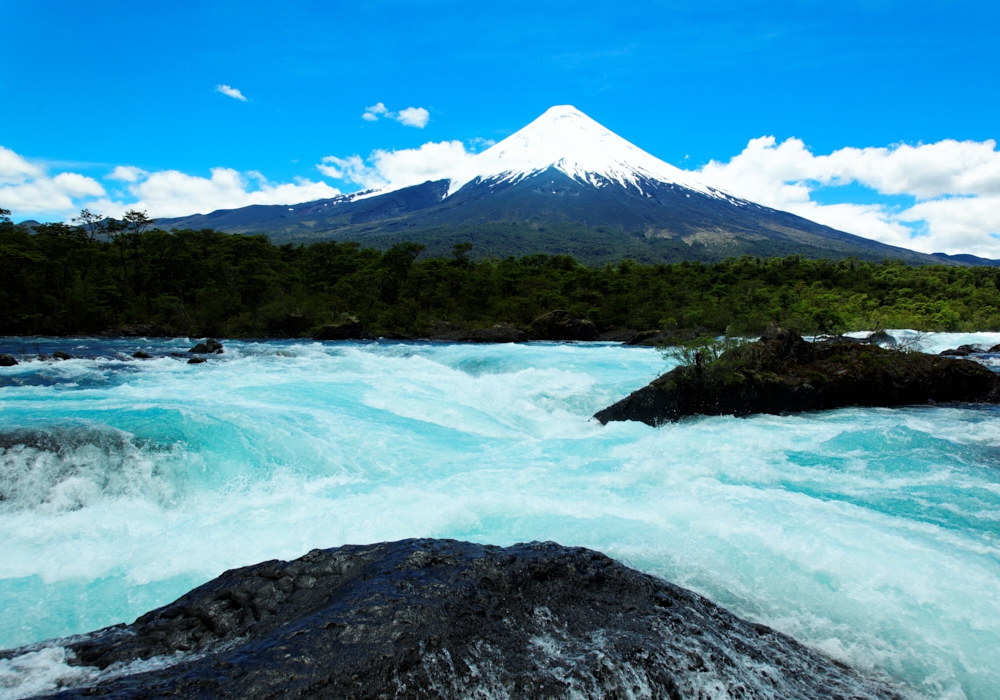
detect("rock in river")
(188, 338), (223, 354)
(529, 310), (599, 341)
(596, 327), (1000, 426)
(1, 539), (904, 699)
(939, 344), (984, 357)
(466, 323), (527, 343)
(0, 354), (17, 367)
(310, 318), (373, 341)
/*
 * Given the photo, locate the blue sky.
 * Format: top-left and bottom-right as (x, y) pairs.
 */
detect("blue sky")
(3, 0), (1000, 255)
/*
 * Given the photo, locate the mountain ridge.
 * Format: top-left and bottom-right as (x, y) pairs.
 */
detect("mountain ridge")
(153, 106), (956, 266)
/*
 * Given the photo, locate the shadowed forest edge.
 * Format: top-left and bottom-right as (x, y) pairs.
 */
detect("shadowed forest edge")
(3, 209), (1000, 338)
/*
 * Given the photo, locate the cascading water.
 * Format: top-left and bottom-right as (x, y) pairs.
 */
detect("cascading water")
(1, 334), (999, 699)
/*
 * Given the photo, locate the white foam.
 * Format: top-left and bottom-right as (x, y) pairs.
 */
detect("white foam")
(1, 338), (998, 698)
(0, 646), (96, 700)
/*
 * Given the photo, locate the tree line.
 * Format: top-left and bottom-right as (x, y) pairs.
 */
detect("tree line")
(3, 208), (1000, 338)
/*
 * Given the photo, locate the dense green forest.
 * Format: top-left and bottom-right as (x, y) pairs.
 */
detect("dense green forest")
(3, 208), (1000, 338)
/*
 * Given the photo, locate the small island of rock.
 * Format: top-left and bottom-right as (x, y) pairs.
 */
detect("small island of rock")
(596, 327), (1000, 426)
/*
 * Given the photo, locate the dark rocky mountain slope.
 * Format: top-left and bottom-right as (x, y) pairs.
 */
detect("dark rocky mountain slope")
(153, 107), (949, 266)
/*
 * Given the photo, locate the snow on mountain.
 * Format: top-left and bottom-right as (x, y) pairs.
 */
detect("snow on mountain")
(450, 105), (725, 198)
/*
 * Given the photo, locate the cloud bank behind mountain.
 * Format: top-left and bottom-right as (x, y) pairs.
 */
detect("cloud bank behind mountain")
(5, 133), (1000, 258)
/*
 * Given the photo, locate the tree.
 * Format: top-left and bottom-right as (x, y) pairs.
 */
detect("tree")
(451, 242), (473, 263)
(0, 207), (10, 223)
(72, 209), (106, 242)
(122, 210), (155, 236)
(377, 242), (425, 304)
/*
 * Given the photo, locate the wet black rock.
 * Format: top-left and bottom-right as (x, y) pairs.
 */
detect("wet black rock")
(11, 539), (904, 700)
(428, 320), (468, 341)
(311, 318), (373, 341)
(597, 327), (639, 342)
(187, 357), (207, 364)
(530, 310), (599, 341)
(52, 350), (74, 360)
(0, 354), (17, 367)
(865, 329), (898, 347)
(132, 351), (151, 359)
(990, 343), (1000, 353)
(467, 323), (527, 343)
(625, 327), (711, 347)
(597, 328), (1000, 425)
(188, 338), (223, 354)
(940, 344), (983, 356)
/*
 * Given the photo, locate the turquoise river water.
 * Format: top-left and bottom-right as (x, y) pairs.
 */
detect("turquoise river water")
(1, 334), (999, 699)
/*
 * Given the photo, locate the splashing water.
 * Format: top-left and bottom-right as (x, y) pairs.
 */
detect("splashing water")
(1, 335), (998, 699)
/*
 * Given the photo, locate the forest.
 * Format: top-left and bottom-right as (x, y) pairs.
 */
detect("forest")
(3, 208), (1000, 338)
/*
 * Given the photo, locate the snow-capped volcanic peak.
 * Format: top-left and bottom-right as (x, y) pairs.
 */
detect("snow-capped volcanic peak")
(462, 105), (719, 197)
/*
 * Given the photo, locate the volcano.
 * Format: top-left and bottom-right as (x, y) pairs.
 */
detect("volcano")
(155, 106), (942, 265)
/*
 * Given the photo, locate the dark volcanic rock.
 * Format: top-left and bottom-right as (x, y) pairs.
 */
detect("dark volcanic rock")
(865, 329), (898, 347)
(132, 350), (151, 359)
(52, 350), (74, 360)
(311, 318), (373, 341)
(0, 354), (17, 367)
(428, 320), (468, 341)
(467, 323), (527, 343)
(597, 328), (1000, 426)
(530, 310), (599, 341)
(625, 327), (711, 347)
(597, 327), (639, 342)
(186, 357), (207, 365)
(8, 539), (904, 700)
(188, 338), (223, 354)
(940, 344), (983, 356)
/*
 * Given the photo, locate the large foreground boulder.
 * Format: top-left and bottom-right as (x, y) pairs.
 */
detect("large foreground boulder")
(596, 327), (1000, 426)
(530, 310), (599, 341)
(2, 539), (903, 699)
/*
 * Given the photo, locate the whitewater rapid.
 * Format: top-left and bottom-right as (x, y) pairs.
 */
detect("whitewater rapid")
(1, 335), (999, 699)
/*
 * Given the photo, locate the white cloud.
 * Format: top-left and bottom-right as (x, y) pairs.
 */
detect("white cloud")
(216, 84), (248, 102)
(9, 131), (1000, 258)
(122, 168), (340, 218)
(319, 140), (476, 193)
(468, 137), (496, 151)
(361, 102), (430, 128)
(0, 147), (105, 214)
(108, 165), (147, 182)
(394, 107), (430, 129)
(0, 144), (340, 221)
(696, 136), (1000, 257)
(0, 145), (44, 185)
(318, 155), (383, 190)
